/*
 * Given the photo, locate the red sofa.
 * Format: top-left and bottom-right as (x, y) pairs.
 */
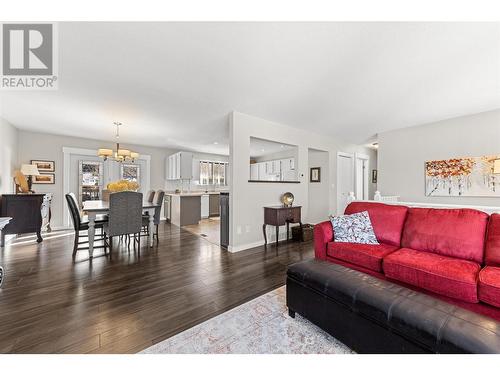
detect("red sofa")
(314, 201), (500, 320)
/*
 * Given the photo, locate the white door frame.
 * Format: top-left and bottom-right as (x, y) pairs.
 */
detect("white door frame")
(62, 147), (151, 228)
(336, 152), (355, 215)
(355, 152), (370, 201)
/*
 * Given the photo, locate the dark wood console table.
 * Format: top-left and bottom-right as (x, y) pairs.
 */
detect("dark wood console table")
(0, 194), (45, 247)
(263, 205), (302, 247)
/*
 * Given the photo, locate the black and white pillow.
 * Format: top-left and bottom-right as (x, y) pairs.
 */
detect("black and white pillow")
(330, 211), (379, 245)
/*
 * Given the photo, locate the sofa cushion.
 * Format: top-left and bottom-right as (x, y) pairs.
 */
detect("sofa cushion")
(327, 242), (399, 272)
(383, 248), (481, 303)
(479, 267), (500, 308)
(331, 211), (379, 245)
(345, 202), (408, 247)
(486, 214), (500, 266)
(401, 207), (488, 264)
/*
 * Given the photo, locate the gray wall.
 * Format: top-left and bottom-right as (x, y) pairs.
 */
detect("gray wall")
(17, 130), (177, 228)
(0, 118), (19, 194)
(378, 109), (500, 206)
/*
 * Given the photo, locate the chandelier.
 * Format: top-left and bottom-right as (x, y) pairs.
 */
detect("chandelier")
(98, 122), (139, 162)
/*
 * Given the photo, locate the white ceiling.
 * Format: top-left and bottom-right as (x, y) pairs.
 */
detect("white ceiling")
(249, 137), (296, 158)
(1, 22), (499, 155)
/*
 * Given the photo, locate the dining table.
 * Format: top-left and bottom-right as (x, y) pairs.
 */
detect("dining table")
(82, 200), (159, 258)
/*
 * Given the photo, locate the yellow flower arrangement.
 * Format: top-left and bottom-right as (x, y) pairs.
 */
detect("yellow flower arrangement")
(107, 180), (140, 192)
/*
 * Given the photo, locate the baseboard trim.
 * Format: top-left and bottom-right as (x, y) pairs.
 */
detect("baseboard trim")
(228, 240), (266, 253)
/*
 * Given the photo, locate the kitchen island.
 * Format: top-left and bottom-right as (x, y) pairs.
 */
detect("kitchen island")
(166, 192), (224, 227)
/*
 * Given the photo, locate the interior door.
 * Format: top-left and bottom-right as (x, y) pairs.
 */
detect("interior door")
(355, 159), (365, 200)
(355, 153), (369, 201)
(337, 152), (355, 215)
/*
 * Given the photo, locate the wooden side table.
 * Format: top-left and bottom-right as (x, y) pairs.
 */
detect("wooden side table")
(0, 194), (44, 247)
(263, 206), (302, 247)
(0, 217), (11, 287)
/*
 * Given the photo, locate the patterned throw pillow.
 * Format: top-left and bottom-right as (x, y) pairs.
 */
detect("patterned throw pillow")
(330, 211), (379, 244)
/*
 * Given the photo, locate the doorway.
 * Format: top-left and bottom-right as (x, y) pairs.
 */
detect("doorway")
(336, 152), (355, 215)
(355, 153), (369, 201)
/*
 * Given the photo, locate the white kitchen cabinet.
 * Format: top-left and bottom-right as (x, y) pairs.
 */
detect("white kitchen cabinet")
(281, 158), (295, 171)
(250, 164), (259, 180)
(258, 163), (267, 180)
(280, 158), (289, 173)
(272, 160), (281, 175)
(265, 161), (273, 175)
(166, 152), (194, 180)
(166, 156), (173, 179)
(192, 158), (200, 182)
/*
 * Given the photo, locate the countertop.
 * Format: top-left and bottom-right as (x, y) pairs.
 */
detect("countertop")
(165, 191), (228, 197)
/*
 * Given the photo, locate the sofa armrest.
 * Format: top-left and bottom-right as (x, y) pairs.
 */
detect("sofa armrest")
(314, 221), (333, 260)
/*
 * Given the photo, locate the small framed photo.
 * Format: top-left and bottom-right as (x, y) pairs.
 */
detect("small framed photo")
(31, 160), (55, 173)
(372, 169), (378, 184)
(310, 167), (321, 183)
(33, 174), (55, 184)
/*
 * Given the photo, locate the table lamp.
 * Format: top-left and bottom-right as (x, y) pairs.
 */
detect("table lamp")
(494, 159), (500, 175)
(20, 164), (41, 192)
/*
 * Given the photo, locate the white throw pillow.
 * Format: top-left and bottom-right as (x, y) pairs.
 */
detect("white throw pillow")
(330, 211), (379, 245)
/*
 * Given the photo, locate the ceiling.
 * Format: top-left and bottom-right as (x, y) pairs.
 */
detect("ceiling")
(1, 22), (499, 155)
(249, 137), (296, 158)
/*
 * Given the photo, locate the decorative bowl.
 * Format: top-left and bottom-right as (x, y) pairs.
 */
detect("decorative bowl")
(281, 192), (294, 207)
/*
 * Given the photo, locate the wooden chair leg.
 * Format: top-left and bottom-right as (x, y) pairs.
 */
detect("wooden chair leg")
(72, 232), (79, 257)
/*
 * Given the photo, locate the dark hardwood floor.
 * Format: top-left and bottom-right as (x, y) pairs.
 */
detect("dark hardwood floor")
(0, 222), (313, 353)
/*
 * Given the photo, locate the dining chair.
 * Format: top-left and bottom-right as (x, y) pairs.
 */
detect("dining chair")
(146, 190), (156, 203)
(104, 191), (143, 252)
(142, 189), (165, 244)
(65, 193), (107, 257)
(142, 189), (156, 225)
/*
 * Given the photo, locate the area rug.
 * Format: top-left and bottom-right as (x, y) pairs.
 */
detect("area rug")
(140, 286), (354, 354)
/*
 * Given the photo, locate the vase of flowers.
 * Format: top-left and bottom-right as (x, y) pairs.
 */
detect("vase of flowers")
(102, 180), (140, 201)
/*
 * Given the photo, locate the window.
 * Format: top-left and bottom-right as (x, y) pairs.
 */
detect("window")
(199, 161), (228, 186)
(121, 163), (140, 182)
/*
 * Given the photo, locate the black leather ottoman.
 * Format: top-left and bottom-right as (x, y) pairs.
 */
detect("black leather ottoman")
(286, 259), (500, 354)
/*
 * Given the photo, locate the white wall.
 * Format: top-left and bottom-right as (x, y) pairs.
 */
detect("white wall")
(229, 111), (377, 252)
(0, 118), (19, 194)
(378, 109), (500, 206)
(308, 149), (330, 224)
(17, 130), (176, 228)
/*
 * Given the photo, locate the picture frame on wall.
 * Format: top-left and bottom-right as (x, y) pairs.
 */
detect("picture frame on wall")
(310, 167), (321, 183)
(31, 160), (55, 173)
(372, 169), (378, 183)
(33, 174), (55, 184)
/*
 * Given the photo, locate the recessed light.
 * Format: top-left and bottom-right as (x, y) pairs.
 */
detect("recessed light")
(261, 149), (265, 152)
(213, 142), (219, 145)
(280, 145), (285, 148)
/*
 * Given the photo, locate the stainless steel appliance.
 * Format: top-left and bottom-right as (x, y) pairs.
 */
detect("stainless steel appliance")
(220, 192), (229, 248)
